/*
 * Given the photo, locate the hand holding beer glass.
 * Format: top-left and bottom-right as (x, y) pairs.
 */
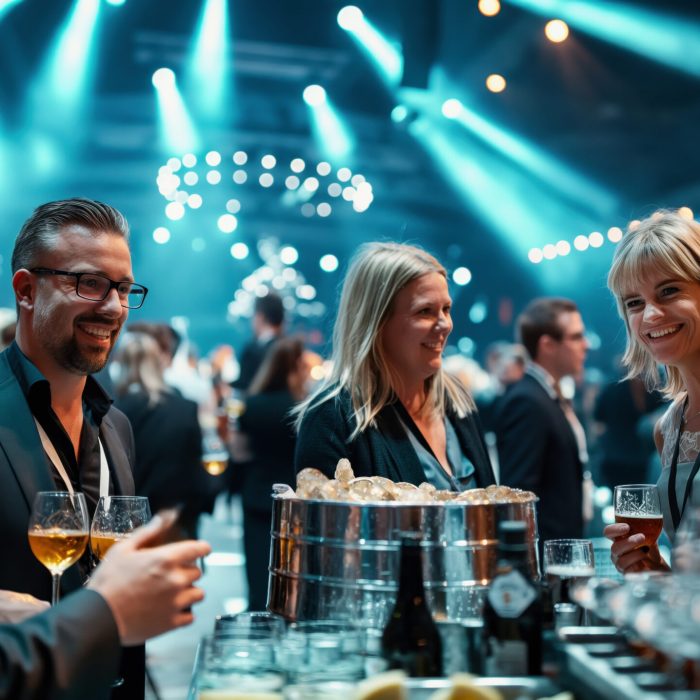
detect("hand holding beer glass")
(607, 484), (668, 574)
(614, 484), (663, 547)
(28, 491), (89, 606)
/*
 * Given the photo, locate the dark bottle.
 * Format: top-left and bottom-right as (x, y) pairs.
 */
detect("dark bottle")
(483, 521), (542, 676)
(381, 535), (442, 677)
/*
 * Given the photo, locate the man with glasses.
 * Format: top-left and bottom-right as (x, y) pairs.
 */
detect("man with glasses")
(0, 198), (152, 698)
(494, 297), (590, 544)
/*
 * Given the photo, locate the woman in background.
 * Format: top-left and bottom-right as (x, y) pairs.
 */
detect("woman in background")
(605, 210), (700, 572)
(113, 332), (207, 539)
(236, 336), (308, 610)
(294, 242), (494, 491)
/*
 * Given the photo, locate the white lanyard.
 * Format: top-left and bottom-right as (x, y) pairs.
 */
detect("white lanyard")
(33, 418), (110, 498)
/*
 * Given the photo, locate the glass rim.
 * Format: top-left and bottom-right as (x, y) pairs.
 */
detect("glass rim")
(96, 495), (150, 502)
(543, 538), (594, 545)
(614, 483), (658, 490)
(35, 490), (85, 496)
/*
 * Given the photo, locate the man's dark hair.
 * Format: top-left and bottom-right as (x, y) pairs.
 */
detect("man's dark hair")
(254, 293), (285, 327)
(517, 297), (578, 361)
(11, 198), (130, 273)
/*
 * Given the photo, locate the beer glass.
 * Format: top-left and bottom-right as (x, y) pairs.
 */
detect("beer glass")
(543, 539), (596, 606)
(614, 484), (663, 547)
(90, 496), (151, 560)
(28, 491), (89, 606)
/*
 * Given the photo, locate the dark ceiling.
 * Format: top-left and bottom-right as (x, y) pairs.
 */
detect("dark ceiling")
(0, 0), (698, 367)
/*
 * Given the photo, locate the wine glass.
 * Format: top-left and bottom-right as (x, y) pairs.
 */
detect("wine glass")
(614, 484), (663, 547)
(90, 496), (151, 561)
(201, 429), (230, 476)
(91, 496), (151, 688)
(27, 491), (89, 606)
(543, 539), (595, 626)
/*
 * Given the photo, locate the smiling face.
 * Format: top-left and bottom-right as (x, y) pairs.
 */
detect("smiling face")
(622, 267), (700, 370)
(380, 272), (453, 391)
(25, 226), (132, 376)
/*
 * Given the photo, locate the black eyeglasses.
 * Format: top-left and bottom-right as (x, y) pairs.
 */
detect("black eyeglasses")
(30, 268), (148, 310)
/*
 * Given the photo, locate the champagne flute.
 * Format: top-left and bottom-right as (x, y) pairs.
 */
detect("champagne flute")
(90, 496), (151, 561)
(614, 484), (664, 548)
(28, 491), (89, 606)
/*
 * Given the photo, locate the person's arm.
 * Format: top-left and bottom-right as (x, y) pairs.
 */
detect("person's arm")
(495, 394), (547, 491)
(0, 588), (120, 700)
(294, 394), (353, 478)
(0, 513), (211, 700)
(603, 416), (670, 574)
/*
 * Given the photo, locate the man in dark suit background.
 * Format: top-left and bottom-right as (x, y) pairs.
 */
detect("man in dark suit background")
(232, 293), (285, 392)
(0, 198), (150, 699)
(495, 297), (590, 544)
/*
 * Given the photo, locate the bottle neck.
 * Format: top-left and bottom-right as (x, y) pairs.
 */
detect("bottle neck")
(497, 547), (530, 572)
(398, 541), (426, 597)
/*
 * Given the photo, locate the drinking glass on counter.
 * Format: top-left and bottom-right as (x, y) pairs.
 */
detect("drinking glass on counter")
(544, 539), (595, 626)
(27, 491), (89, 606)
(90, 496), (151, 561)
(214, 611), (286, 641)
(614, 484), (663, 547)
(189, 633), (284, 700)
(277, 621), (364, 685)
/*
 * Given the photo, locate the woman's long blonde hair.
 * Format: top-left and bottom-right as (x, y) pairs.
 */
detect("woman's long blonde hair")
(608, 210), (700, 400)
(294, 242), (474, 438)
(113, 332), (169, 406)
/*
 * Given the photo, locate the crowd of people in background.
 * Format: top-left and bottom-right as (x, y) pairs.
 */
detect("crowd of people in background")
(4, 196), (698, 698)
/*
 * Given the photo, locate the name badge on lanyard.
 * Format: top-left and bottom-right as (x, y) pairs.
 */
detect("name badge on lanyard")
(34, 418), (109, 499)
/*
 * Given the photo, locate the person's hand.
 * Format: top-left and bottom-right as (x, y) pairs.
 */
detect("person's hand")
(603, 523), (670, 574)
(87, 511), (211, 646)
(0, 590), (49, 623)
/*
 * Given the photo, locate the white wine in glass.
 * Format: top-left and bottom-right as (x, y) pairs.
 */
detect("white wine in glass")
(90, 496), (151, 561)
(28, 491), (89, 606)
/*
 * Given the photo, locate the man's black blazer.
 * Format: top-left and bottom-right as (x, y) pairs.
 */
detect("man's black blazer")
(0, 349), (143, 699)
(494, 373), (583, 543)
(295, 388), (495, 487)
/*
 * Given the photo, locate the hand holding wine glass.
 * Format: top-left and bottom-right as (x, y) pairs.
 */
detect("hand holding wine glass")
(604, 484), (670, 574)
(91, 496), (151, 561)
(27, 491), (89, 606)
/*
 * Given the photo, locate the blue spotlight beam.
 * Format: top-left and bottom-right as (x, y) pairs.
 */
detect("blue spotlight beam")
(505, 0), (700, 78)
(339, 8), (403, 86)
(46, 0), (102, 107)
(0, 0), (22, 20)
(153, 70), (199, 154)
(409, 116), (603, 263)
(308, 102), (354, 163)
(441, 98), (617, 217)
(188, 0), (230, 118)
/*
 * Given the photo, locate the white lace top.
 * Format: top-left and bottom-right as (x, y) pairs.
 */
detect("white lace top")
(657, 400), (700, 540)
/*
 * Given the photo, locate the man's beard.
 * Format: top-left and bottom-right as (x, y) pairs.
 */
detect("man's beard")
(37, 311), (119, 375)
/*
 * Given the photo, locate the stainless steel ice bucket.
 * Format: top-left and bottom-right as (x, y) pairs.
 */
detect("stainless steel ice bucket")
(266, 495), (539, 628)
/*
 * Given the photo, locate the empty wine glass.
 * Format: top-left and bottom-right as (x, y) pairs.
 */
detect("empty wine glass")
(90, 496), (151, 561)
(28, 491), (89, 605)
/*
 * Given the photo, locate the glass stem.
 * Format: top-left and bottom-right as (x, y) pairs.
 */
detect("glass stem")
(51, 573), (61, 606)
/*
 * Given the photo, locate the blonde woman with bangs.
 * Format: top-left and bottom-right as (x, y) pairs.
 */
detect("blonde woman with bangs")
(605, 210), (700, 573)
(294, 242), (495, 490)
